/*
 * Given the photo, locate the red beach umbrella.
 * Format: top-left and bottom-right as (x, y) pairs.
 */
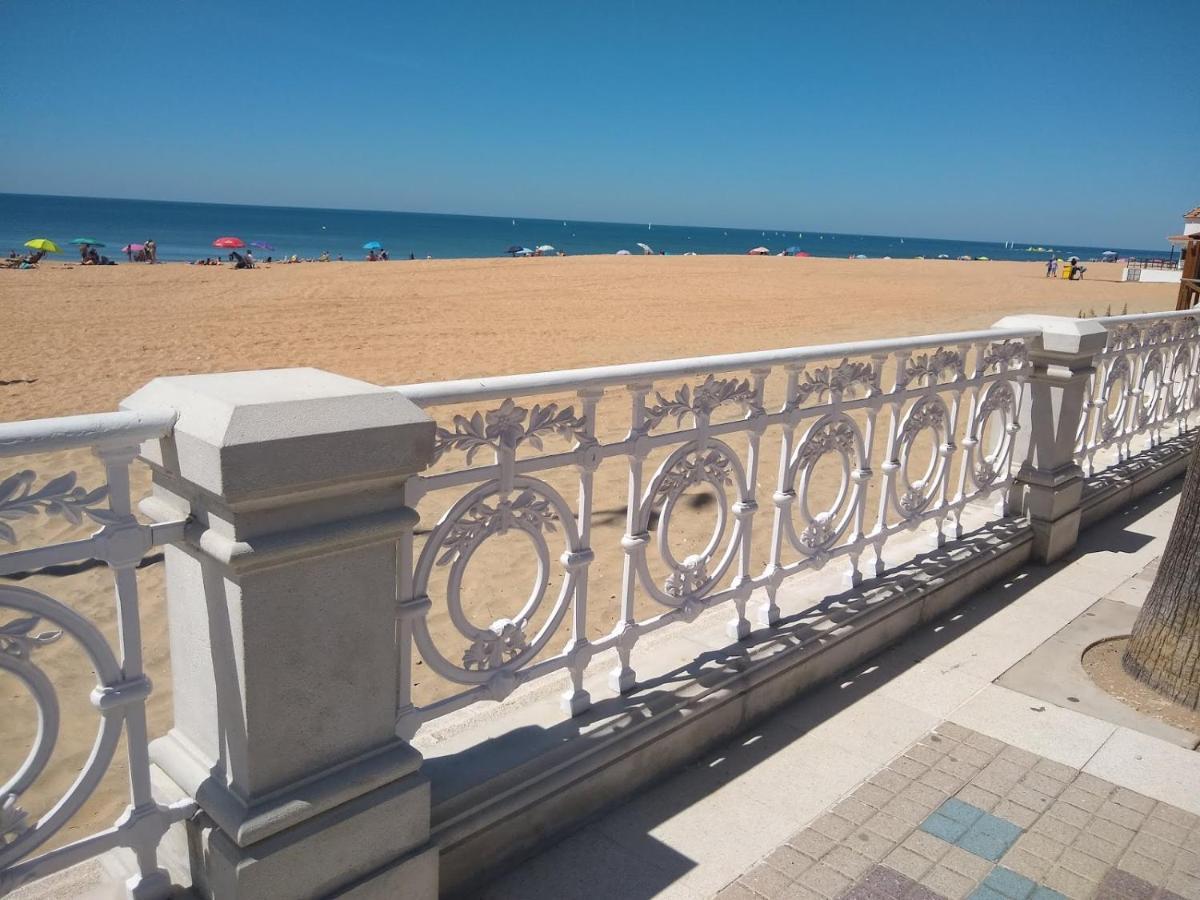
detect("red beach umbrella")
(212, 236), (246, 249)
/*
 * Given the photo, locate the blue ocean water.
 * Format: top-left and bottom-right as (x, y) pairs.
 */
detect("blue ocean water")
(0, 192), (1166, 264)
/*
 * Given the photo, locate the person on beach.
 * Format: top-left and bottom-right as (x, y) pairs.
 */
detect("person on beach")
(1046, 256), (1057, 278)
(145, 239), (157, 263)
(245, 249), (255, 268)
(380, 249), (389, 261)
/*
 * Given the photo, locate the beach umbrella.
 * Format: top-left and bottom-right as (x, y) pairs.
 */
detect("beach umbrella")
(615, 249), (632, 255)
(535, 244), (555, 253)
(796, 251), (811, 258)
(637, 242), (654, 255)
(250, 241), (275, 251)
(213, 236), (246, 249)
(24, 238), (61, 253)
(513, 247), (534, 256)
(784, 246), (801, 255)
(122, 243), (145, 253)
(505, 245), (524, 255)
(748, 246), (770, 255)
(70, 238), (105, 247)
(363, 241), (383, 251)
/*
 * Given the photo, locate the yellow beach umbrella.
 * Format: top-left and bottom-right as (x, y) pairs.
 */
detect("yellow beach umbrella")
(24, 238), (62, 253)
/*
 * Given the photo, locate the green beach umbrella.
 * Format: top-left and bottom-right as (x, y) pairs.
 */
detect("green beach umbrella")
(24, 238), (61, 253)
(70, 238), (105, 247)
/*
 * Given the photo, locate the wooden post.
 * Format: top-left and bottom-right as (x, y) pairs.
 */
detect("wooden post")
(1176, 237), (1200, 310)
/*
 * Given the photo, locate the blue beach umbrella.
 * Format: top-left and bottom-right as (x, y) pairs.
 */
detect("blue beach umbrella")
(70, 237), (106, 247)
(363, 241), (383, 251)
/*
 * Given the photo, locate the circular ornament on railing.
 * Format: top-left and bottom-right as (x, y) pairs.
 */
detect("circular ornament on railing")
(1099, 355), (1132, 441)
(410, 477), (580, 685)
(1136, 350), (1164, 427)
(784, 414), (864, 556)
(971, 380), (1017, 488)
(636, 439), (746, 606)
(892, 395), (950, 519)
(0, 586), (124, 869)
(1164, 344), (1194, 418)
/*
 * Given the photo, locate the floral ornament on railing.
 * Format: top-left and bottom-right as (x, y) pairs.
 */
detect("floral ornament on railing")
(1172, 317), (1199, 340)
(462, 618), (528, 670)
(436, 489), (558, 566)
(791, 358), (878, 405)
(1108, 323), (1142, 350)
(981, 340), (1027, 373)
(0, 470), (116, 545)
(0, 616), (63, 660)
(901, 348), (964, 388)
(794, 419), (857, 469)
(664, 554), (709, 598)
(641, 375), (757, 432)
(432, 399), (590, 464)
(653, 448), (734, 505)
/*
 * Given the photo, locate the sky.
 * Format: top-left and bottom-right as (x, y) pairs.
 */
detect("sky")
(2, 1), (1197, 248)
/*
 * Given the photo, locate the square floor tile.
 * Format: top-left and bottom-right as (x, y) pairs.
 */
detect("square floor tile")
(980, 866), (1038, 899)
(959, 814), (1024, 862)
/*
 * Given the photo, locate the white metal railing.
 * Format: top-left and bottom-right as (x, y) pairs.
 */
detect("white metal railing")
(389, 327), (1034, 735)
(0, 409), (190, 898)
(1076, 310), (1200, 476)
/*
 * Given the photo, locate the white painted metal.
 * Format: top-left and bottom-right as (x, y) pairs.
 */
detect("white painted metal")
(1076, 310), (1200, 476)
(0, 415), (190, 899)
(391, 329), (1035, 736)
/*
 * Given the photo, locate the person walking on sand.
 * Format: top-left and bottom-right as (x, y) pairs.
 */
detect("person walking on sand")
(145, 239), (157, 264)
(1046, 256), (1057, 278)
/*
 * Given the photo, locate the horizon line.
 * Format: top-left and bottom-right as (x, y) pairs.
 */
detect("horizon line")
(0, 190), (1165, 252)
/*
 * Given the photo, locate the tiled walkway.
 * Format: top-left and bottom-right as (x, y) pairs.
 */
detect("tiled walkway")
(721, 725), (1200, 900)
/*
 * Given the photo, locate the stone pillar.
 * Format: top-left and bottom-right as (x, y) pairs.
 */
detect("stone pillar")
(993, 316), (1109, 563)
(121, 369), (437, 899)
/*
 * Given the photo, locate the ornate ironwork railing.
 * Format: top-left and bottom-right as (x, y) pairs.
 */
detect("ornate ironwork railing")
(1076, 310), (1200, 476)
(389, 326), (1035, 736)
(0, 410), (191, 898)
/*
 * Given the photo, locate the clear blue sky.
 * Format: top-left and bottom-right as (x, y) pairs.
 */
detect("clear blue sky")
(2, 1), (1197, 247)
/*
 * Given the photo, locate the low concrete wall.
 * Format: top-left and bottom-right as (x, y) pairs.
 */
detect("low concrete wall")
(427, 435), (1194, 897)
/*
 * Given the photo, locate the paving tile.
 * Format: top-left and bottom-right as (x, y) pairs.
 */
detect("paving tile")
(992, 801), (1039, 830)
(979, 866), (1038, 899)
(868, 812), (916, 843)
(1028, 889), (1067, 900)
(958, 814), (1024, 862)
(798, 862), (853, 899)
(1012, 831), (1067, 864)
(887, 796), (938, 827)
(1045, 801), (1091, 830)
(905, 882), (951, 900)
(996, 745), (1040, 770)
(1056, 786), (1104, 814)
(904, 782), (954, 813)
(966, 886), (1008, 900)
(1020, 773), (1068, 801)
(1070, 773), (1114, 798)
(857, 782), (901, 810)
(919, 865), (976, 900)
(923, 813), (970, 845)
(788, 828), (836, 861)
(938, 756), (984, 782)
(1141, 815), (1190, 847)
(1098, 800), (1148, 831)
(884, 845), (935, 882)
(941, 798), (988, 827)
(1095, 867), (1157, 900)
(936, 723), (974, 743)
(907, 744), (945, 767)
(902, 830), (954, 863)
(765, 845), (815, 880)
(1071, 831), (1121, 864)
(1084, 816), (1134, 851)
(922, 768), (968, 795)
(857, 865), (917, 899)
(999, 847), (1051, 882)
(956, 785), (1002, 813)
(1032, 759), (1079, 784)
(837, 797), (883, 826)
(849, 828), (898, 863)
(1117, 851), (1165, 885)
(812, 813), (858, 843)
(875, 768), (917, 794)
(743, 862), (795, 899)
(964, 732), (1006, 756)
(1110, 788), (1157, 816)
(1152, 803), (1200, 832)
(1042, 864), (1100, 900)
(941, 846), (993, 881)
(1029, 815), (1080, 846)
(952, 745), (995, 770)
(1165, 869), (1200, 899)
(824, 846), (875, 881)
(1056, 847), (1110, 882)
(1128, 830), (1178, 865)
(1174, 848), (1200, 878)
(892, 757), (930, 780)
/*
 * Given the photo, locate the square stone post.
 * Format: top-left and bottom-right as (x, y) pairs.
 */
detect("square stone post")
(993, 316), (1109, 563)
(121, 369), (437, 899)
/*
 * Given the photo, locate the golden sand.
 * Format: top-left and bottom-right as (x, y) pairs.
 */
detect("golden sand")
(0, 256), (1177, 848)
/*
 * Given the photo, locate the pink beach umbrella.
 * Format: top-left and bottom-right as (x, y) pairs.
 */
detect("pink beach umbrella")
(121, 243), (145, 253)
(212, 236), (246, 249)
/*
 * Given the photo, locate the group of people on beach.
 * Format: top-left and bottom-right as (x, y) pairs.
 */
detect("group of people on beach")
(1046, 255), (1087, 280)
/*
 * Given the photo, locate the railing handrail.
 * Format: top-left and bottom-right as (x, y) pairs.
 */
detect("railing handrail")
(0, 408), (176, 458)
(390, 325), (1038, 406)
(1094, 309), (1197, 326)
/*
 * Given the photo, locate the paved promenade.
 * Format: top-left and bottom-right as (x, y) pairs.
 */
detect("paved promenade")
(485, 483), (1200, 900)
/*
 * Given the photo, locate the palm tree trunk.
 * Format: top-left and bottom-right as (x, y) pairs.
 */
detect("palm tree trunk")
(1123, 436), (1200, 709)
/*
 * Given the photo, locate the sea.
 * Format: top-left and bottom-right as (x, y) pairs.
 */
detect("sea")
(0, 192), (1167, 264)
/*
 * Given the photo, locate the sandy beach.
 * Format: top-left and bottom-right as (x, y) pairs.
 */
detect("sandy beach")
(0, 255), (1179, 849)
